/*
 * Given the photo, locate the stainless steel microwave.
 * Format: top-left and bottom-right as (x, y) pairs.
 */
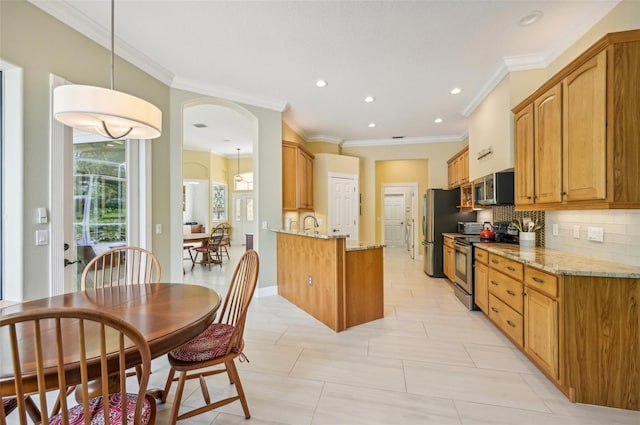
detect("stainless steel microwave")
(473, 170), (514, 206)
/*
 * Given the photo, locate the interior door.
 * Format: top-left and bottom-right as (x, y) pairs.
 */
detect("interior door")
(232, 192), (255, 245)
(328, 176), (358, 241)
(383, 194), (404, 247)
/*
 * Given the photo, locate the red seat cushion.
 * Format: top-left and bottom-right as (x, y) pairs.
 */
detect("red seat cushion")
(2, 398), (18, 415)
(49, 393), (152, 425)
(169, 323), (235, 362)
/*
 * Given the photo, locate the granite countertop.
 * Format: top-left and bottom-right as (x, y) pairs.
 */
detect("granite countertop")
(272, 229), (384, 251)
(271, 228), (349, 239)
(473, 242), (640, 278)
(345, 241), (385, 251)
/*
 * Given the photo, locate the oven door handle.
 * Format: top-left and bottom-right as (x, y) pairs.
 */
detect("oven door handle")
(454, 241), (469, 252)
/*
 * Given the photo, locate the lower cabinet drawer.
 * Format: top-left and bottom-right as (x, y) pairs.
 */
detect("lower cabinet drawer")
(488, 294), (523, 347)
(488, 269), (524, 314)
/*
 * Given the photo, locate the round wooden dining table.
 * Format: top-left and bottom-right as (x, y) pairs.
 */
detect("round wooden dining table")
(0, 283), (221, 395)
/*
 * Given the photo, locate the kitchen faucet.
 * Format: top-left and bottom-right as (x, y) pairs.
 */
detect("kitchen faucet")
(303, 215), (319, 233)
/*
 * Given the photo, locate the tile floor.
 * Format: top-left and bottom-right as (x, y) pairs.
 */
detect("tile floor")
(6, 245), (639, 424)
(157, 245), (640, 425)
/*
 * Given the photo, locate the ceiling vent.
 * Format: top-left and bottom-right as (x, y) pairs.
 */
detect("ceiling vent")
(193, 123), (207, 128)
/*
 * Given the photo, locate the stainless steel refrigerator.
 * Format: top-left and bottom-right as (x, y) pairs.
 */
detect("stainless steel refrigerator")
(422, 188), (475, 277)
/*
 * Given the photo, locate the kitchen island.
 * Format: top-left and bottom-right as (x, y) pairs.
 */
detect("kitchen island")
(274, 229), (384, 332)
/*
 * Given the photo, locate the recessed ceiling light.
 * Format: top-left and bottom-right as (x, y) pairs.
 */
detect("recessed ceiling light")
(450, 87), (462, 95)
(519, 10), (543, 26)
(368, 123), (376, 128)
(316, 80), (328, 88)
(434, 118), (444, 124)
(364, 96), (375, 103)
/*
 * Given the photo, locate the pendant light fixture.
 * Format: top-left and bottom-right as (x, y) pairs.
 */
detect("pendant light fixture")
(53, 0), (162, 139)
(234, 148), (244, 183)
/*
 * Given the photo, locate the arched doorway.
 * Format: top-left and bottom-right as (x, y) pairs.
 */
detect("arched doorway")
(180, 99), (259, 278)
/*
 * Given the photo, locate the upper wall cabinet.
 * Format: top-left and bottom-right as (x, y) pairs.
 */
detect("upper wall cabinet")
(447, 146), (469, 189)
(283, 141), (314, 211)
(512, 30), (640, 210)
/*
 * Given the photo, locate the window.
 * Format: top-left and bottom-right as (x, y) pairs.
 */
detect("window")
(212, 183), (227, 221)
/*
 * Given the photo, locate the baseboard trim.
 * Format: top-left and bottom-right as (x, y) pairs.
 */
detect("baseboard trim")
(256, 285), (278, 298)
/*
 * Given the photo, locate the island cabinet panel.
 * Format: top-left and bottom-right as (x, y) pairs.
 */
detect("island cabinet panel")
(562, 275), (640, 411)
(345, 247), (384, 328)
(276, 232), (384, 332)
(276, 233), (345, 331)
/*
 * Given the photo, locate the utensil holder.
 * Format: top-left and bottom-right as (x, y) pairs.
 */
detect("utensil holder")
(519, 231), (536, 248)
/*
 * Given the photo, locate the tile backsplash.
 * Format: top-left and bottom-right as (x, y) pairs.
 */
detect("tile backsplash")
(545, 210), (640, 267)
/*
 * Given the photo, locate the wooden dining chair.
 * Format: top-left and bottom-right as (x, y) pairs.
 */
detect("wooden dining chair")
(190, 232), (224, 270)
(81, 246), (161, 289)
(162, 250), (259, 423)
(0, 307), (156, 425)
(214, 223), (231, 260)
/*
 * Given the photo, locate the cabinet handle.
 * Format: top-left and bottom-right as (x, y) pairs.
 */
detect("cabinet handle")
(526, 196), (533, 199)
(507, 320), (516, 328)
(491, 281), (498, 286)
(506, 290), (516, 296)
(491, 260), (499, 264)
(507, 266), (516, 272)
(491, 307), (499, 313)
(532, 277), (544, 284)
(561, 191), (567, 196)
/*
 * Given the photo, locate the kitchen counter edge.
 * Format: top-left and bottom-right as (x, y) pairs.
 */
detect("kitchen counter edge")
(473, 243), (640, 278)
(272, 229), (384, 251)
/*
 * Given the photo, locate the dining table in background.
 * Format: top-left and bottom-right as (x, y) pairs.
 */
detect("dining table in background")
(184, 232), (220, 266)
(0, 283), (221, 396)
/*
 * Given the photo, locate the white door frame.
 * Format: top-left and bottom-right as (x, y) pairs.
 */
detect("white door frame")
(380, 183), (418, 259)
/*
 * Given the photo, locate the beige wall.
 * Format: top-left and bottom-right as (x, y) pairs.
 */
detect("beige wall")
(468, 77), (513, 181)
(306, 141), (342, 155)
(342, 141), (465, 244)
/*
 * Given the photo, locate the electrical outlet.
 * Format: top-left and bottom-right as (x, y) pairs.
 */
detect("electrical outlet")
(262, 221), (268, 230)
(573, 225), (580, 239)
(587, 226), (604, 242)
(552, 223), (559, 236)
(307, 275), (313, 285)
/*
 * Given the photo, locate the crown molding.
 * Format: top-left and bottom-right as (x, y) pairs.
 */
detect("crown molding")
(341, 133), (467, 148)
(307, 135), (344, 144)
(29, 1), (174, 86)
(172, 76), (288, 112)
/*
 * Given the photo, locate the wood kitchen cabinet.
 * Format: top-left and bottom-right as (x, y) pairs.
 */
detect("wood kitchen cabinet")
(443, 235), (455, 282)
(475, 246), (639, 411)
(282, 141), (314, 211)
(513, 30), (640, 210)
(487, 253), (524, 348)
(524, 267), (559, 380)
(447, 146), (469, 189)
(473, 248), (489, 313)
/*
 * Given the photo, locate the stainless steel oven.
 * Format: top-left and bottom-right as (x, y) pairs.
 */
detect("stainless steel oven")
(453, 239), (475, 309)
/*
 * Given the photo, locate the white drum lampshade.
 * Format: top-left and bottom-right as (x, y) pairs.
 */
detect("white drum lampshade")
(53, 84), (162, 140)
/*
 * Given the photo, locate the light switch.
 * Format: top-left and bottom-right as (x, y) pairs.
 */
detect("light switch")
(552, 223), (559, 236)
(155, 224), (162, 234)
(587, 226), (604, 242)
(35, 230), (49, 246)
(573, 225), (580, 239)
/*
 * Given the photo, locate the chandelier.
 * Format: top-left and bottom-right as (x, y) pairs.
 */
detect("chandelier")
(53, 0), (161, 140)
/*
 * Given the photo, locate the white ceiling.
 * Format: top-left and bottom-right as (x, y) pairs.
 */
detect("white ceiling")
(31, 0), (620, 157)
